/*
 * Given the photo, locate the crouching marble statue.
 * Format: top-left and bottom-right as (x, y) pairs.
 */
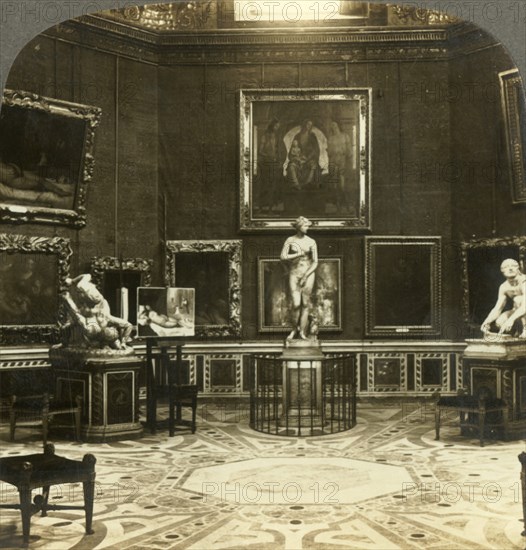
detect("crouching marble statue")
(49, 274), (143, 442)
(460, 259), (526, 441)
(481, 259), (526, 340)
(58, 274), (133, 354)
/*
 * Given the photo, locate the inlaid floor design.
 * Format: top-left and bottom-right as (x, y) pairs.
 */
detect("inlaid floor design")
(0, 399), (525, 549)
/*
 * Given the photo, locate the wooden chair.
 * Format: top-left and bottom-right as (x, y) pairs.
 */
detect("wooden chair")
(0, 443), (96, 544)
(9, 393), (82, 445)
(146, 340), (199, 436)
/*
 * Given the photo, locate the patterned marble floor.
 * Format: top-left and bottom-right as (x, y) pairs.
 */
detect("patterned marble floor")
(0, 399), (525, 549)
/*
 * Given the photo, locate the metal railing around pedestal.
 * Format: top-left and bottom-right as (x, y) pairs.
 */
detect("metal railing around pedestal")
(249, 354), (356, 436)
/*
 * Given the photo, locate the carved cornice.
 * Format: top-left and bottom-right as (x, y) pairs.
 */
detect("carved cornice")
(79, 15), (450, 46)
(40, 14), (494, 65)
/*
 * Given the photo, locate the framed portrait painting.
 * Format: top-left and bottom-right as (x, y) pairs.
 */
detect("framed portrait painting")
(239, 88), (371, 231)
(0, 89), (101, 227)
(365, 237), (442, 337)
(258, 257), (342, 332)
(0, 233), (71, 344)
(165, 240), (242, 337)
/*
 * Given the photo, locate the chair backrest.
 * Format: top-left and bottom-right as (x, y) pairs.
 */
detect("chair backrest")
(149, 346), (190, 387)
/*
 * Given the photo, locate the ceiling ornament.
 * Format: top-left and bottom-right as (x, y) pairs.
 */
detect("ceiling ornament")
(390, 5), (459, 25)
(120, 1), (214, 31)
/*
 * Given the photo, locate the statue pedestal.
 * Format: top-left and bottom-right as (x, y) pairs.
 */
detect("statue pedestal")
(464, 337), (526, 360)
(462, 338), (526, 440)
(50, 349), (144, 443)
(281, 340), (324, 427)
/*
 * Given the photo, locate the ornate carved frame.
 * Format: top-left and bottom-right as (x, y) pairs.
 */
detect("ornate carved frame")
(0, 89), (102, 227)
(90, 256), (153, 324)
(165, 240), (242, 338)
(0, 233), (71, 344)
(239, 88), (371, 232)
(460, 236), (526, 327)
(90, 256), (153, 288)
(499, 69), (526, 204)
(365, 236), (442, 337)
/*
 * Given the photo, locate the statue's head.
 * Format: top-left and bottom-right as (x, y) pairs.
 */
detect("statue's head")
(500, 258), (521, 278)
(291, 216), (312, 232)
(68, 274), (104, 307)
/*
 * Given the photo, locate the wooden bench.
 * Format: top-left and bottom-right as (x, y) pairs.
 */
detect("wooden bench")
(0, 443), (96, 544)
(435, 392), (508, 447)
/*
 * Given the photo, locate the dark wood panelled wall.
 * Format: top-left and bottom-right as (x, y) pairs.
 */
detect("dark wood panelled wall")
(3, 15), (523, 342)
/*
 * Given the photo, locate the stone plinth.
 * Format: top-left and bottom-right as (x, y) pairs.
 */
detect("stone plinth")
(461, 338), (526, 440)
(281, 339), (323, 427)
(50, 348), (144, 443)
(464, 337), (526, 360)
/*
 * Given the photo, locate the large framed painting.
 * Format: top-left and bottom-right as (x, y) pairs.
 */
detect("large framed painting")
(0, 89), (101, 227)
(258, 257), (342, 333)
(239, 88), (371, 231)
(90, 256), (153, 326)
(461, 236), (526, 330)
(499, 69), (526, 204)
(165, 240), (242, 337)
(0, 233), (71, 344)
(365, 237), (442, 337)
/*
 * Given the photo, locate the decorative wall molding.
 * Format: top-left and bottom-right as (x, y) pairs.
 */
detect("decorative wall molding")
(0, 341), (466, 396)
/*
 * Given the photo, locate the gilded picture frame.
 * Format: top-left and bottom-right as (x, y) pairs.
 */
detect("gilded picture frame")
(90, 256), (153, 326)
(165, 240), (242, 338)
(0, 89), (101, 227)
(365, 237), (442, 337)
(499, 69), (526, 204)
(0, 233), (71, 344)
(239, 88), (371, 231)
(258, 256), (342, 333)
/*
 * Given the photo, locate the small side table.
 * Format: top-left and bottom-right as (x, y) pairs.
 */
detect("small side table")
(0, 443), (96, 544)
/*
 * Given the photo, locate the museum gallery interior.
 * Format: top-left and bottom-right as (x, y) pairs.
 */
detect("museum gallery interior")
(1, 1), (526, 548)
